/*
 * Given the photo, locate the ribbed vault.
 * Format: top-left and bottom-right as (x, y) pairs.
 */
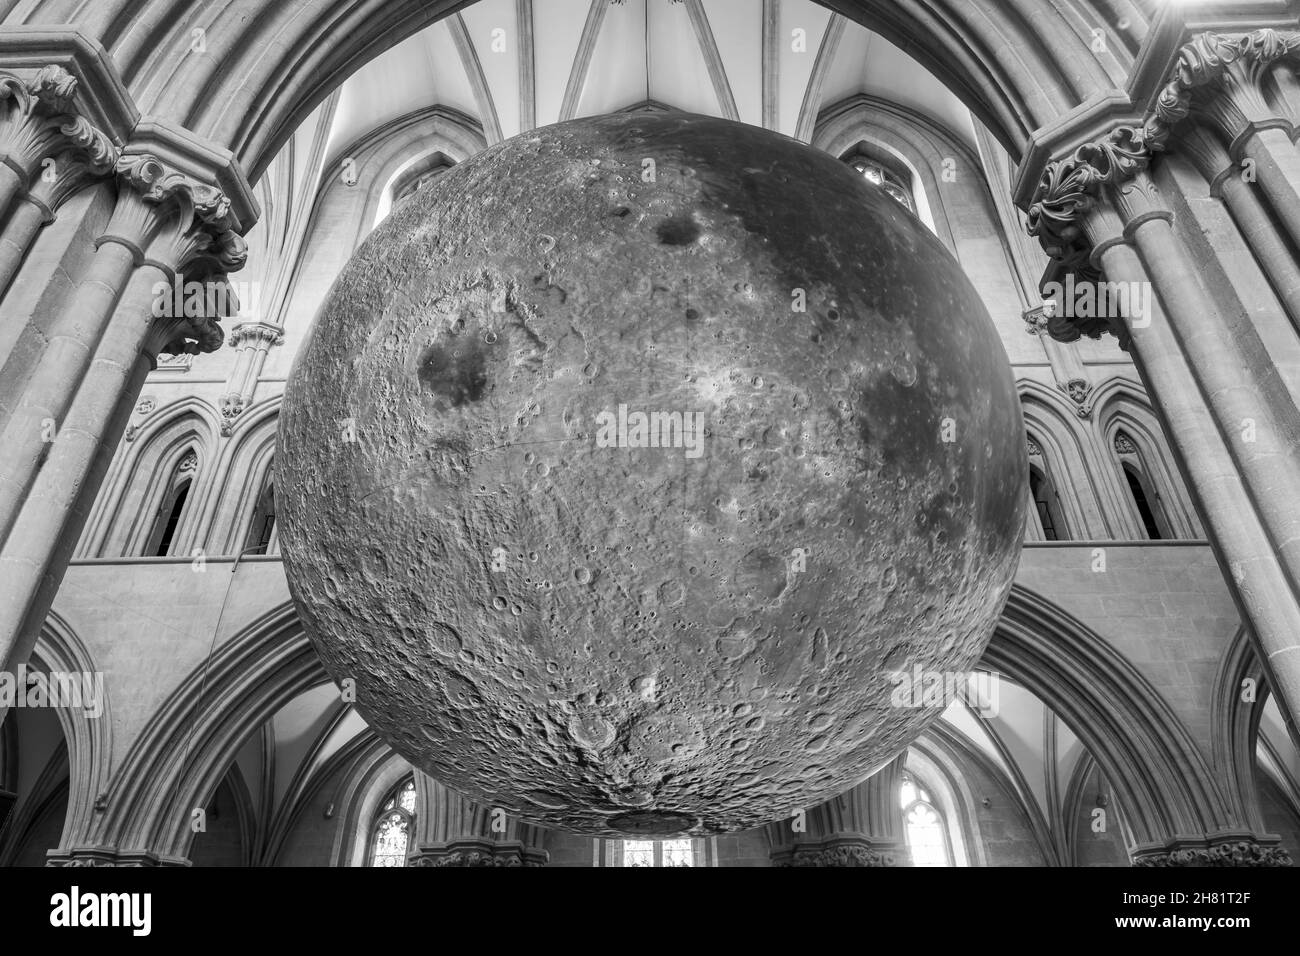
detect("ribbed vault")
(0, 0), (1145, 177)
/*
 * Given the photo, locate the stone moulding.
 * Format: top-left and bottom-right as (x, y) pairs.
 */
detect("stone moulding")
(1, 59), (251, 355)
(1132, 840), (1292, 867)
(771, 839), (906, 868)
(1025, 28), (1300, 341)
(408, 840), (548, 867)
(45, 846), (190, 867)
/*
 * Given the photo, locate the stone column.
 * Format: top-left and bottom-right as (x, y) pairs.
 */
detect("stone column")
(764, 757), (909, 866)
(407, 774), (549, 866)
(1023, 27), (1300, 741)
(0, 156), (246, 678)
(0, 43), (255, 688)
(219, 320), (283, 436)
(0, 66), (117, 299)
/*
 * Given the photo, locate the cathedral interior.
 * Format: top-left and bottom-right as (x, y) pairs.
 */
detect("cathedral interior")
(2, 0), (1300, 869)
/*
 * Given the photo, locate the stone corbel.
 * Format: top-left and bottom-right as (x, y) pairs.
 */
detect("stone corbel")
(1024, 305), (1096, 416)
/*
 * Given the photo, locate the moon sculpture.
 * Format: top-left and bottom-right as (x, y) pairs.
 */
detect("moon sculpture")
(277, 113), (1026, 835)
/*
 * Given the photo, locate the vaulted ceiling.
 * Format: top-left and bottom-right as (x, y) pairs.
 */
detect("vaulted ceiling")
(326, 0), (976, 161)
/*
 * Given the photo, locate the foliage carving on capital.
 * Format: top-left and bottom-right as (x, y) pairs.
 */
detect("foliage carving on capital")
(1133, 841), (1292, 867)
(0, 65), (120, 183)
(115, 152), (248, 273)
(1027, 28), (1300, 343)
(777, 844), (902, 867)
(1031, 29), (1300, 241)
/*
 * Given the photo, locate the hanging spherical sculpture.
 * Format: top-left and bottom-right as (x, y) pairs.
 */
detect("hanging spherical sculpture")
(277, 113), (1026, 835)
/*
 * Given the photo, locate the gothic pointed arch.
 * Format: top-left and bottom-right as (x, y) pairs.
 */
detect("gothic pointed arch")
(905, 734), (988, 866)
(26, 612), (112, 862)
(1091, 378), (1203, 540)
(983, 585), (1258, 861)
(61, 602), (328, 863)
(1019, 379), (1111, 539)
(78, 398), (219, 558)
(0, 2), (1137, 181)
(195, 396), (281, 554)
(1210, 626), (1272, 836)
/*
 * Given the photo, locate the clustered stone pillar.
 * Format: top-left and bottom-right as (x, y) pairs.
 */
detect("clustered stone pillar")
(0, 50), (254, 700)
(763, 756), (909, 866)
(219, 321), (284, 435)
(407, 774), (549, 866)
(1026, 27), (1300, 750)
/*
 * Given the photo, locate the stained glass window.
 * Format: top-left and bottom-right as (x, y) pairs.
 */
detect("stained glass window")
(620, 839), (695, 867)
(847, 156), (914, 212)
(369, 777), (416, 867)
(624, 840), (655, 867)
(900, 772), (951, 867)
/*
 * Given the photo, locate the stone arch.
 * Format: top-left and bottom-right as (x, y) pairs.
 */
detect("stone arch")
(321, 732), (406, 867)
(69, 602), (328, 862)
(278, 106), (485, 335)
(78, 397), (219, 558)
(813, 94), (985, 249)
(192, 396), (280, 555)
(984, 584), (1241, 857)
(1211, 625), (1271, 836)
(1091, 377), (1203, 539)
(1020, 379), (1110, 540)
(2, 2), (1134, 179)
(0, 739), (68, 866)
(907, 730), (992, 866)
(28, 611), (112, 859)
(324, 105), (486, 246)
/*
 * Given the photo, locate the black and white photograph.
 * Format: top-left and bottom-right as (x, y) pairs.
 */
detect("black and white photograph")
(0, 0), (1295, 939)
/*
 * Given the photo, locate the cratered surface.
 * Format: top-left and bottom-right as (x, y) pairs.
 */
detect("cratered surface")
(277, 113), (1026, 835)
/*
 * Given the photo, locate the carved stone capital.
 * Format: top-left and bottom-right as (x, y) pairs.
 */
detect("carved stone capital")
(408, 840), (548, 867)
(1131, 837), (1292, 867)
(1025, 29), (1300, 343)
(772, 839), (906, 868)
(115, 151), (247, 274)
(227, 321), (285, 350)
(0, 64), (118, 192)
(46, 846), (190, 868)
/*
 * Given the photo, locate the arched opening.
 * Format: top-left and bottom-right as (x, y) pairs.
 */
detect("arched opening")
(1114, 432), (1171, 540)
(900, 770), (952, 866)
(144, 450), (198, 558)
(842, 147), (915, 213)
(621, 838), (695, 867)
(1029, 465), (1067, 542)
(1123, 466), (1162, 540)
(244, 475), (277, 555)
(374, 151), (458, 226)
(368, 776), (416, 867)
